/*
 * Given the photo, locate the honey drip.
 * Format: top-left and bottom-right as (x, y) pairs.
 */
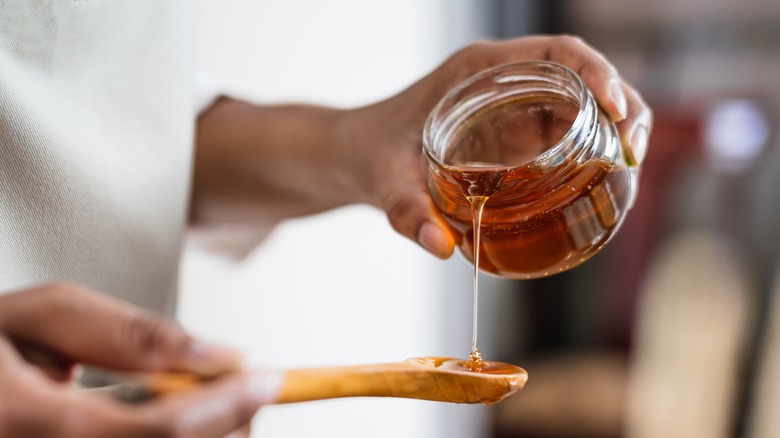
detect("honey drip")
(437, 355), (520, 375)
(467, 195), (488, 370)
(464, 349), (485, 372)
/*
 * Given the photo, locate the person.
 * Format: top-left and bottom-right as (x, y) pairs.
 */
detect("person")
(0, 2), (652, 436)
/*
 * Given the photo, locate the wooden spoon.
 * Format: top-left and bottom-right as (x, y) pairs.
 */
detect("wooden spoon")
(115, 357), (527, 405)
(277, 357), (526, 405)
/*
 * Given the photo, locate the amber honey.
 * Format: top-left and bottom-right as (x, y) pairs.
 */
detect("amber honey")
(436, 357), (522, 375)
(426, 85), (633, 280)
(429, 157), (631, 279)
(416, 356), (524, 375)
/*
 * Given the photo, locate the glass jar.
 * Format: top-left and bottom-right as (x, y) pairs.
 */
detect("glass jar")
(423, 61), (638, 279)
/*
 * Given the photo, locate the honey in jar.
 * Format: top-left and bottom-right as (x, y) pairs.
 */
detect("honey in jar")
(423, 61), (638, 280)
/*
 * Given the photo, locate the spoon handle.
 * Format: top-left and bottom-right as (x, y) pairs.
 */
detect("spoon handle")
(108, 362), (419, 404)
(277, 362), (423, 403)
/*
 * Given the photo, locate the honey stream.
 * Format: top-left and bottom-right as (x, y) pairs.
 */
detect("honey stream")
(465, 195), (489, 372)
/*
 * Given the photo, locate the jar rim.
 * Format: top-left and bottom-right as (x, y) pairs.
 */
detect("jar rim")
(422, 60), (592, 171)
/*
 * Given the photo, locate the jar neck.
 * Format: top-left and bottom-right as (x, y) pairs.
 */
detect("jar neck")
(423, 61), (602, 173)
(522, 63), (600, 171)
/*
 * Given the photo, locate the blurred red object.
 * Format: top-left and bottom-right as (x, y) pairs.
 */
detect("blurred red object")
(605, 101), (706, 346)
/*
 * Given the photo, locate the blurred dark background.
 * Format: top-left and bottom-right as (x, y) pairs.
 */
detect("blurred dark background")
(481, 1), (780, 437)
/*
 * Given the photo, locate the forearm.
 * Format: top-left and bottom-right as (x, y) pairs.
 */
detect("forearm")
(191, 97), (371, 226)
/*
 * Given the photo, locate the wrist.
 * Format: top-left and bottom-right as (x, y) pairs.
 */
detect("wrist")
(331, 105), (382, 207)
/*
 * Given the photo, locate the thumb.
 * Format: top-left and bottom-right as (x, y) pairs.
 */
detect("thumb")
(0, 283), (242, 375)
(383, 189), (455, 259)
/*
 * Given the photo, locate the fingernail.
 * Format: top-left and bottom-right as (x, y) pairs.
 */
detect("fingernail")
(628, 125), (649, 166)
(245, 370), (285, 405)
(187, 340), (244, 376)
(417, 222), (450, 259)
(609, 80), (627, 121)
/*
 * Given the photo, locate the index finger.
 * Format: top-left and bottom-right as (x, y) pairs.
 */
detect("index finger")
(493, 35), (652, 165)
(528, 35), (627, 122)
(0, 283), (242, 376)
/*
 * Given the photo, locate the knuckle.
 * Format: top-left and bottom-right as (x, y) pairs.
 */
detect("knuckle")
(38, 281), (94, 306)
(465, 38), (495, 53)
(38, 281), (73, 300)
(441, 41), (498, 97)
(32, 282), (82, 317)
(452, 39), (493, 65)
(556, 33), (587, 48)
(386, 197), (417, 233)
(122, 312), (174, 355)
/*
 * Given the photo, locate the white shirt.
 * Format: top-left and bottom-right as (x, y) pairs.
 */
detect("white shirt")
(0, 0), (198, 316)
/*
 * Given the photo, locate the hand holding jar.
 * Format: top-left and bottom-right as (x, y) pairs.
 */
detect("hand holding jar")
(194, 35), (652, 269)
(342, 35), (652, 264)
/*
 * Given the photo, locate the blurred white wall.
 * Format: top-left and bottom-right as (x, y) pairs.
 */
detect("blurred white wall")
(178, 1), (487, 437)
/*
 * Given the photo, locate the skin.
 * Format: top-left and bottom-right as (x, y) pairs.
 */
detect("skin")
(192, 35), (653, 260)
(2, 35), (652, 437)
(0, 284), (278, 438)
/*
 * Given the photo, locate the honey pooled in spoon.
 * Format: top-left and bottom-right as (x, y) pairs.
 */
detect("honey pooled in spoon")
(407, 356), (527, 405)
(413, 356), (524, 376)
